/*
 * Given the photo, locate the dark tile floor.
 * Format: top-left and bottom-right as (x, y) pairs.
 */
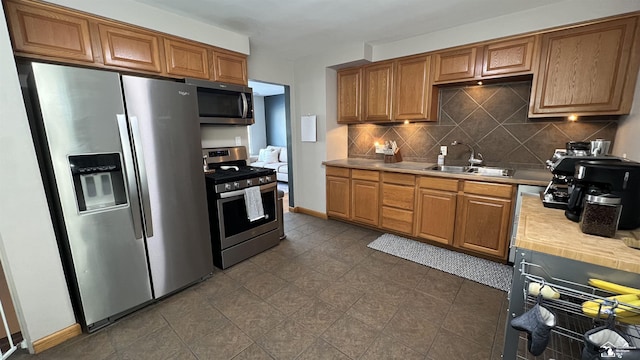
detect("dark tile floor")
(12, 212), (509, 360)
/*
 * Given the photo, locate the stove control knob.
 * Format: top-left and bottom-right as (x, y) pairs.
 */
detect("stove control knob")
(233, 182), (240, 189)
(246, 179), (253, 186)
(259, 177), (265, 184)
(225, 183), (231, 190)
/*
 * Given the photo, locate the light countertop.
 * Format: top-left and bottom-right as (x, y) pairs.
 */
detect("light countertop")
(515, 194), (640, 274)
(323, 158), (550, 186)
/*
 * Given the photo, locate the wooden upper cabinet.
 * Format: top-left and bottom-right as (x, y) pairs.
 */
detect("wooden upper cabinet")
(163, 38), (209, 79)
(531, 17), (640, 116)
(482, 36), (536, 77)
(434, 47), (477, 82)
(212, 50), (248, 85)
(394, 55), (435, 121)
(97, 22), (161, 73)
(337, 67), (362, 123)
(363, 61), (394, 121)
(4, 0), (93, 62)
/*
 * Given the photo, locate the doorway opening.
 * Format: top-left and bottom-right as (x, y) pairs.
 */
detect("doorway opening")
(247, 80), (293, 210)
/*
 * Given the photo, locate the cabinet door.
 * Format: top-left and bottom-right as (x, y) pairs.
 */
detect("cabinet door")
(212, 50), (248, 85)
(532, 17), (639, 115)
(482, 36), (536, 77)
(394, 55), (435, 121)
(381, 206), (414, 235)
(97, 23), (162, 73)
(454, 194), (512, 259)
(351, 179), (379, 226)
(326, 176), (350, 219)
(434, 47), (477, 82)
(163, 38), (209, 79)
(415, 189), (457, 245)
(337, 67), (362, 123)
(363, 61), (394, 121)
(4, 0), (93, 62)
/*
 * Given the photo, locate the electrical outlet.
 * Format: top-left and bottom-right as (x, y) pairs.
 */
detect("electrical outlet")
(235, 136), (241, 146)
(440, 146), (448, 156)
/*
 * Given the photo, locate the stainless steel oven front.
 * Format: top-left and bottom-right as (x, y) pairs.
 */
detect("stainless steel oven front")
(217, 182), (278, 247)
(209, 181), (280, 268)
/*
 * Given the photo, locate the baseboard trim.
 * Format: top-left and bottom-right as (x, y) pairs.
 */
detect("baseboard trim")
(291, 207), (328, 219)
(33, 323), (81, 354)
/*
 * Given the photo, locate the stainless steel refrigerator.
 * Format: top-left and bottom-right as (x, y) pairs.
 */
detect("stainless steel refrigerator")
(23, 62), (213, 332)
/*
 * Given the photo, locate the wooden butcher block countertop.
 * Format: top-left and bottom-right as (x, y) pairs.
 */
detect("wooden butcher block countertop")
(515, 194), (640, 274)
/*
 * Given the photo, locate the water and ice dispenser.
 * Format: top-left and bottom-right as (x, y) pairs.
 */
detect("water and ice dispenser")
(69, 153), (127, 212)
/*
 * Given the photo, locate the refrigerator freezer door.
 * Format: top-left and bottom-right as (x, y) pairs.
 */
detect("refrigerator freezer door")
(122, 76), (213, 298)
(30, 63), (153, 328)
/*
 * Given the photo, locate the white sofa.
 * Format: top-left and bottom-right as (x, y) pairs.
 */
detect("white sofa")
(250, 145), (288, 182)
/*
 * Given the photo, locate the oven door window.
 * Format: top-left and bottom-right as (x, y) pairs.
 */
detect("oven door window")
(220, 189), (276, 238)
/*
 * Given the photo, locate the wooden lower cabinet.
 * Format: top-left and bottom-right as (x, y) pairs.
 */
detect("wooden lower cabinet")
(454, 194), (512, 259)
(326, 167), (350, 219)
(351, 179), (379, 226)
(415, 188), (457, 245)
(380, 178), (415, 235)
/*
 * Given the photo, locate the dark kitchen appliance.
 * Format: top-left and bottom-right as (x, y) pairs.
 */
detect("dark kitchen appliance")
(22, 62), (213, 332)
(542, 147), (622, 209)
(565, 161), (640, 229)
(203, 146), (280, 269)
(184, 79), (254, 125)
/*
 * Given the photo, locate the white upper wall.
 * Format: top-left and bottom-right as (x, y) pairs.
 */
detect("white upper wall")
(612, 71), (640, 161)
(43, 0), (250, 54)
(373, 0), (640, 61)
(0, 2), (76, 350)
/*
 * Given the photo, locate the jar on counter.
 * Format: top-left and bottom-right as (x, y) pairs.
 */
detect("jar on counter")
(579, 194), (622, 238)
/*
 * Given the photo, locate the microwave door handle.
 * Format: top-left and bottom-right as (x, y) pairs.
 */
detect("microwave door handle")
(129, 115), (154, 237)
(116, 114), (143, 240)
(241, 92), (248, 118)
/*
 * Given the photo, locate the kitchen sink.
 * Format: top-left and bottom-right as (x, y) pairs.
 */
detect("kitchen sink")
(426, 165), (515, 177)
(466, 166), (515, 177)
(427, 165), (470, 173)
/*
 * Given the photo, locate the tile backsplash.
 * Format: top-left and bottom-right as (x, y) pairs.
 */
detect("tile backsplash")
(347, 81), (618, 168)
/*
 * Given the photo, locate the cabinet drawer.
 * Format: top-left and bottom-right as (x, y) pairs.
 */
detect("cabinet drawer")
(382, 172), (415, 185)
(352, 169), (380, 181)
(326, 166), (349, 178)
(463, 181), (513, 199)
(418, 177), (458, 192)
(381, 206), (414, 235)
(382, 183), (415, 210)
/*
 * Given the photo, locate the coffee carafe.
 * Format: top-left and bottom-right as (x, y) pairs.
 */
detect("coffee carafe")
(565, 161), (640, 230)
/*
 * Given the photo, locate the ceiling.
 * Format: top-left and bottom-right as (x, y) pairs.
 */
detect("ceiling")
(133, 0), (566, 60)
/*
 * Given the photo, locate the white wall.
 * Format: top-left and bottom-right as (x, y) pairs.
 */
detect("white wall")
(292, 2), (640, 214)
(0, 0), (251, 352)
(0, 2), (76, 351)
(43, 0), (249, 54)
(249, 96), (267, 155)
(613, 71), (640, 162)
(373, 0), (640, 61)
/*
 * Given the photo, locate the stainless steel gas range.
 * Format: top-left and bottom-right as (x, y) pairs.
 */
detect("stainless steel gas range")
(203, 146), (280, 269)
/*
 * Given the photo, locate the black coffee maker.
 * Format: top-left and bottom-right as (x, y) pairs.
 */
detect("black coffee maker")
(565, 160), (640, 229)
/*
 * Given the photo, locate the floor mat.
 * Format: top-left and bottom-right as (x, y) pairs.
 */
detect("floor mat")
(368, 233), (513, 291)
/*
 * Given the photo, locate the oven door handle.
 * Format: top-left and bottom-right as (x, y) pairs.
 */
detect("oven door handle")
(219, 182), (276, 199)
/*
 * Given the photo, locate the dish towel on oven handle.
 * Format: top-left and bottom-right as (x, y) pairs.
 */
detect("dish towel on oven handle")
(244, 186), (265, 222)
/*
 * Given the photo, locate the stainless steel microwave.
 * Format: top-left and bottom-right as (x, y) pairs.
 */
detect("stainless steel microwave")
(184, 79), (254, 125)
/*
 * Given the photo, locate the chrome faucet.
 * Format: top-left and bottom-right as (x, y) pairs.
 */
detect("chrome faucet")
(451, 140), (484, 166)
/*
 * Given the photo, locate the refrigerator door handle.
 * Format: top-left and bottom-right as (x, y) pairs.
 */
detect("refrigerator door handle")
(129, 115), (154, 237)
(241, 92), (248, 118)
(116, 114), (143, 240)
